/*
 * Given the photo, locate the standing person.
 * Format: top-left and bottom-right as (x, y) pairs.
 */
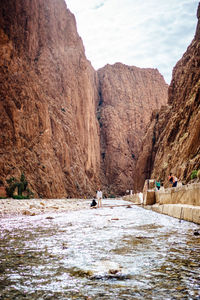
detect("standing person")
(168, 173), (178, 188)
(155, 180), (161, 190)
(168, 173), (174, 187)
(96, 188), (103, 208)
(172, 176), (178, 187)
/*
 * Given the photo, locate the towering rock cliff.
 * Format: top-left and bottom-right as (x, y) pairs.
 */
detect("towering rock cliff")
(97, 63), (168, 195)
(135, 3), (200, 190)
(0, 0), (100, 197)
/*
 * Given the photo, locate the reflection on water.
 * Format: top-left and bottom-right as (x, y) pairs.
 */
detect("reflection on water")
(0, 199), (200, 299)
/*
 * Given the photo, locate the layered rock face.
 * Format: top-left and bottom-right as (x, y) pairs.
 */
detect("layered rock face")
(135, 3), (200, 191)
(97, 63), (168, 195)
(0, 0), (100, 197)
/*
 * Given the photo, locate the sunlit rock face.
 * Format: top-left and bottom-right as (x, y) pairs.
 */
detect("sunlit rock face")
(135, 3), (200, 191)
(0, 0), (100, 197)
(97, 63), (168, 195)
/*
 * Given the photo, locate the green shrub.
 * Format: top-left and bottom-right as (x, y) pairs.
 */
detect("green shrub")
(6, 177), (18, 197)
(6, 173), (34, 198)
(13, 195), (29, 200)
(191, 170), (198, 180)
(17, 173), (28, 196)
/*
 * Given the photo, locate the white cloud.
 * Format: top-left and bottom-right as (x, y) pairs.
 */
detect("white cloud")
(66, 0), (199, 83)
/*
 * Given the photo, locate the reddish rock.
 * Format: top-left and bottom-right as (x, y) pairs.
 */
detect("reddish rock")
(0, 0), (175, 198)
(0, 0), (100, 198)
(0, 186), (7, 198)
(136, 3), (200, 191)
(97, 63), (168, 195)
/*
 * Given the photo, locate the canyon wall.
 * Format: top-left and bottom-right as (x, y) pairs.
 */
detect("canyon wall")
(97, 63), (168, 195)
(0, 0), (100, 198)
(135, 3), (200, 191)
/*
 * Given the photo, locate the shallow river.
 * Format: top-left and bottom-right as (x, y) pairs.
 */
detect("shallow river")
(0, 199), (200, 300)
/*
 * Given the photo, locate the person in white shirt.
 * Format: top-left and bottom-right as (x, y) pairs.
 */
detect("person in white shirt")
(96, 189), (103, 208)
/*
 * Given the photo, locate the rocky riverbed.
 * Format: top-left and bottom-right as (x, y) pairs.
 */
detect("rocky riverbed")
(0, 199), (200, 299)
(0, 198), (90, 217)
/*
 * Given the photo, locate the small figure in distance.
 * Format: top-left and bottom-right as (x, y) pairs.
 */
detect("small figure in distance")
(160, 182), (165, 191)
(90, 198), (97, 208)
(155, 180), (161, 190)
(96, 188), (103, 208)
(168, 173), (178, 188)
(168, 173), (174, 187)
(172, 175), (178, 187)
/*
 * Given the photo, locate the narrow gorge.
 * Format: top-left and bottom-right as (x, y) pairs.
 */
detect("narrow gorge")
(97, 63), (168, 195)
(0, 0), (199, 198)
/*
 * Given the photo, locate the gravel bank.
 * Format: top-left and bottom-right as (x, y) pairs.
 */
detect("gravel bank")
(0, 198), (91, 217)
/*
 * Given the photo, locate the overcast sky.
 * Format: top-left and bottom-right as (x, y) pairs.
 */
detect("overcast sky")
(66, 0), (199, 84)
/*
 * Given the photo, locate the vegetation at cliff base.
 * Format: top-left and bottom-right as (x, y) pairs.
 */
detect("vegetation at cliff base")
(6, 173), (34, 199)
(190, 170), (198, 180)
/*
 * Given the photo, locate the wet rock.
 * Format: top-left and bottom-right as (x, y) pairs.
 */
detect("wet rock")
(68, 267), (94, 278)
(108, 269), (119, 275)
(51, 206), (59, 210)
(29, 204), (41, 210)
(92, 260), (125, 278)
(22, 210), (32, 216)
(22, 209), (36, 216)
(62, 242), (68, 249)
(194, 230), (200, 236)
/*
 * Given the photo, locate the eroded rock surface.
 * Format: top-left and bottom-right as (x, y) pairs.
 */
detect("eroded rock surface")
(135, 3), (200, 191)
(0, 0), (100, 198)
(98, 63), (168, 195)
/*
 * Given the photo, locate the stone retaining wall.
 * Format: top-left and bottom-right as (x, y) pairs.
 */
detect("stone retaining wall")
(155, 183), (200, 206)
(143, 183), (200, 224)
(145, 203), (200, 225)
(127, 183), (200, 224)
(123, 193), (143, 204)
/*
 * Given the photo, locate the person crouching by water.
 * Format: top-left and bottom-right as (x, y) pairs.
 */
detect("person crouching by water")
(90, 198), (97, 208)
(96, 188), (103, 208)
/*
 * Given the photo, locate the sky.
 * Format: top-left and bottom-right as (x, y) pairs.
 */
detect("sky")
(65, 0), (199, 84)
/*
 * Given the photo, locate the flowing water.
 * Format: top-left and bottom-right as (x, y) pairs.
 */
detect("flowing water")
(0, 199), (200, 300)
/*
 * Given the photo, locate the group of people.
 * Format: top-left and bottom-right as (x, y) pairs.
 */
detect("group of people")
(92, 172), (178, 208)
(90, 188), (103, 208)
(155, 172), (178, 190)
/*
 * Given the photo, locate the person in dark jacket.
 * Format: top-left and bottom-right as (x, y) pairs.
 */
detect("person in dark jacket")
(90, 199), (97, 208)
